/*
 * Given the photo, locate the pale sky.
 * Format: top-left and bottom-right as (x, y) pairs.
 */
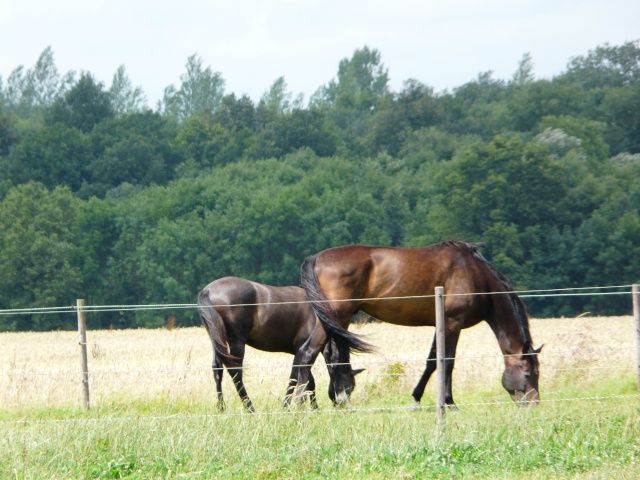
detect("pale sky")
(1, 0), (639, 106)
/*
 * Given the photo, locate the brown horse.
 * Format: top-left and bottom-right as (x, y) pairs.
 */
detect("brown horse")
(300, 241), (542, 407)
(197, 276), (363, 412)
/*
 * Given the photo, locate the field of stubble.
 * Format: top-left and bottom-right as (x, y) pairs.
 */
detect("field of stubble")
(1, 316), (636, 410)
(1, 316), (639, 478)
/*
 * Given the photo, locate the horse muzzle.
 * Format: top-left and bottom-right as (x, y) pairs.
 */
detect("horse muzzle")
(510, 387), (540, 406)
(333, 390), (350, 407)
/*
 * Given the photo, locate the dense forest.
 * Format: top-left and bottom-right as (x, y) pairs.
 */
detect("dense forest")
(1, 41), (639, 331)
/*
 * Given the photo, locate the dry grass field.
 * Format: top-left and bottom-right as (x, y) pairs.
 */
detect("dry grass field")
(2, 315), (640, 478)
(1, 315), (636, 412)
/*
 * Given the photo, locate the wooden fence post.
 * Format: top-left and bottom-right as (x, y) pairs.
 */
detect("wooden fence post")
(435, 286), (446, 423)
(633, 285), (640, 393)
(77, 299), (90, 411)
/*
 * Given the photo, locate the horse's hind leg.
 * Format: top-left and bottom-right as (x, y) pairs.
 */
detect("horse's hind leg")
(228, 366), (254, 413)
(226, 344), (255, 413)
(212, 352), (225, 412)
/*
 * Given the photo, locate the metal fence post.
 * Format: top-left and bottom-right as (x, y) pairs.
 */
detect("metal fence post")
(633, 285), (640, 393)
(77, 299), (90, 411)
(435, 286), (446, 422)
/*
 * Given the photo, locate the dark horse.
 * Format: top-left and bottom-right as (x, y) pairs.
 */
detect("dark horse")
(197, 276), (363, 412)
(301, 241), (542, 407)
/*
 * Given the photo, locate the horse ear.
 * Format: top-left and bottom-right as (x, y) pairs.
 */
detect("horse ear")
(352, 368), (365, 376)
(533, 344), (544, 354)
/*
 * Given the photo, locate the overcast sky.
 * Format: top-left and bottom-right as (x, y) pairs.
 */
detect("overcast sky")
(1, 0), (639, 106)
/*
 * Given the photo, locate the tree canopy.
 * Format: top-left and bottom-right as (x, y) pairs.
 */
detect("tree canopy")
(1, 41), (639, 331)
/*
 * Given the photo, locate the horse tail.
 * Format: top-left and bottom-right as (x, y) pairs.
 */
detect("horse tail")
(300, 255), (374, 354)
(197, 288), (236, 364)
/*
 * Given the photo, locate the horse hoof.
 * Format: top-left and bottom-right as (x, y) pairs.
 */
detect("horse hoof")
(411, 400), (421, 411)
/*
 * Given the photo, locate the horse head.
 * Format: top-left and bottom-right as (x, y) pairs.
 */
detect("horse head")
(323, 340), (365, 406)
(327, 365), (365, 406)
(502, 344), (543, 405)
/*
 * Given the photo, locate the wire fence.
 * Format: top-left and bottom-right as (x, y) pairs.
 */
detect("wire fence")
(0, 284), (635, 316)
(1, 284), (639, 423)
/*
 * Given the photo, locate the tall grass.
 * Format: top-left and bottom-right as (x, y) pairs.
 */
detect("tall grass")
(2, 400), (640, 478)
(2, 316), (640, 478)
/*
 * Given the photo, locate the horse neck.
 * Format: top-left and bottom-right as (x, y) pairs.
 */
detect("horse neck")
(487, 292), (531, 356)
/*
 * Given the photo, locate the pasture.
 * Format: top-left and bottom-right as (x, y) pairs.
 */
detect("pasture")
(2, 316), (640, 478)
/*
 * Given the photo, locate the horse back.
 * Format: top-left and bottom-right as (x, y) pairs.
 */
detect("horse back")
(312, 242), (494, 326)
(314, 243), (474, 295)
(204, 277), (316, 354)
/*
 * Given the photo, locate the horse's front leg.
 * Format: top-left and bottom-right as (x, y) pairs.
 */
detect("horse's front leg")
(284, 374), (297, 409)
(411, 334), (436, 406)
(307, 371), (318, 409)
(442, 322), (462, 408)
(284, 329), (325, 409)
(283, 356), (302, 408)
(284, 350), (321, 409)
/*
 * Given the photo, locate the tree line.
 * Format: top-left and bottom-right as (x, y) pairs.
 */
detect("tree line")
(1, 41), (639, 331)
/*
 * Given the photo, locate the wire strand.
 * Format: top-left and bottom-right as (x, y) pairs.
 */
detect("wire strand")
(0, 283), (635, 316)
(1, 393), (637, 426)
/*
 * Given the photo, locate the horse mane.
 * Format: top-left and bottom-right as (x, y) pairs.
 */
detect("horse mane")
(445, 240), (534, 351)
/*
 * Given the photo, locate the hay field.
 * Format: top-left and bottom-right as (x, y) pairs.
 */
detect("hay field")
(0, 316), (636, 412)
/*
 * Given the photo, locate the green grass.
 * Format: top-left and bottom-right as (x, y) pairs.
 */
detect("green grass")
(2, 319), (639, 478)
(2, 390), (640, 479)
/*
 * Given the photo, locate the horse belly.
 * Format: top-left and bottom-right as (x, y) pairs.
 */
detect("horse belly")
(246, 309), (311, 355)
(361, 300), (435, 327)
(246, 337), (294, 354)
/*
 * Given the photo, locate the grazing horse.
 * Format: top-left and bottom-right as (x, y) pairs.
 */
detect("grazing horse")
(300, 241), (542, 407)
(197, 276), (363, 412)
